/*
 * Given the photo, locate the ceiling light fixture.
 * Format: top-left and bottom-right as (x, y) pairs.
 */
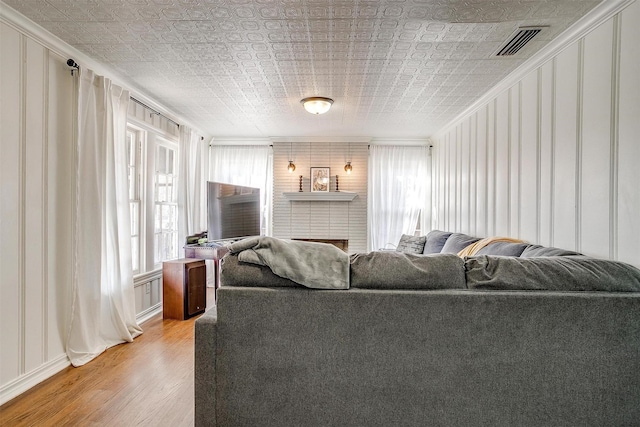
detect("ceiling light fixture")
(300, 97), (333, 115)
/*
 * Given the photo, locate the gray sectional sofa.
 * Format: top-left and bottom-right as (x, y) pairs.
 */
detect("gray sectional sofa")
(195, 231), (640, 427)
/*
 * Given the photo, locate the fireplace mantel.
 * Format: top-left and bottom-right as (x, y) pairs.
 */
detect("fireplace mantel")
(282, 191), (358, 202)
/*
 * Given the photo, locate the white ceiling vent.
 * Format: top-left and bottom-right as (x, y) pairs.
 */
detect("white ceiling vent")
(495, 26), (546, 57)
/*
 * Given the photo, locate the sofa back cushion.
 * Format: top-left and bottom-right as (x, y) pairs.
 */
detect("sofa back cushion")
(475, 241), (530, 257)
(520, 245), (582, 257)
(422, 230), (453, 254)
(350, 252), (466, 290)
(441, 233), (481, 254)
(220, 253), (300, 287)
(465, 255), (640, 292)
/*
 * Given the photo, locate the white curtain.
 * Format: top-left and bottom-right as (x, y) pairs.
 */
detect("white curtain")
(67, 69), (142, 367)
(368, 145), (430, 251)
(209, 145), (273, 236)
(178, 126), (208, 250)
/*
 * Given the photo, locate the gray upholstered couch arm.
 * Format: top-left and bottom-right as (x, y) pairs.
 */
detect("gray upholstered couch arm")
(195, 307), (217, 427)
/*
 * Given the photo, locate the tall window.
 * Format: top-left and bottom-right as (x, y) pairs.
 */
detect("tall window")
(154, 143), (178, 264)
(126, 124), (179, 274)
(126, 128), (142, 274)
(368, 145), (430, 251)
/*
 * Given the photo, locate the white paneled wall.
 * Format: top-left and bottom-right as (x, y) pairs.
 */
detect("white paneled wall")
(0, 22), (74, 404)
(272, 139), (369, 253)
(133, 271), (163, 323)
(0, 20), (174, 404)
(432, 0), (640, 269)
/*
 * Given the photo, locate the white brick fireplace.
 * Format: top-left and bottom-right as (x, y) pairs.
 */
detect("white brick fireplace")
(272, 138), (369, 253)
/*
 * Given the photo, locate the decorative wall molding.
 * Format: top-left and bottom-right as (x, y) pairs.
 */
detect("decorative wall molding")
(210, 137), (272, 146)
(271, 136), (371, 144)
(136, 304), (163, 325)
(370, 138), (430, 146)
(133, 269), (162, 287)
(0, 354), (70, 406)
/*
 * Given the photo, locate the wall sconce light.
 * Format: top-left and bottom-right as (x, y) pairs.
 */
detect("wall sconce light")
(300, 97), (333, 115)
(287, 141), (296, 173)
(344, 162), (353, 175)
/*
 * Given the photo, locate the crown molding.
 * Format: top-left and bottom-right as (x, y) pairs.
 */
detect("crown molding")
(370, 138), (430, 146)
(209, 137), (273, 146)
(433, 0), (635, 140)
(270, 136), (372, 144)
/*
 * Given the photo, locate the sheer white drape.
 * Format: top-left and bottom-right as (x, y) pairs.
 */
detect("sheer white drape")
(178, 126), (208, 249)
(209, 145), (273, 236)
(67, 69), (142, 367)
(368, 145), (430, 251)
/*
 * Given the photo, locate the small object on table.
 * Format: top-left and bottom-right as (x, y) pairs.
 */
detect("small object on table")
(336, 175), (339, 191)
(299, 175), (303, 192)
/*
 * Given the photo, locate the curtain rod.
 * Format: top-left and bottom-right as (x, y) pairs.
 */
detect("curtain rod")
(66, 58), (181, 129)
(130, 97), (180, 128)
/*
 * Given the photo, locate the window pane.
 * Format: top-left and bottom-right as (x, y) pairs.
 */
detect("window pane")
(131, 236), (139, 272)
(153, 143), (178, 265)
(168, 149), (174, 174)
(157, 181), (167, 202)
(155, 205), (161, 232)
(157, 146), (167, 173)
(170, 176), (177, 202)
(130, 202), (139, 234)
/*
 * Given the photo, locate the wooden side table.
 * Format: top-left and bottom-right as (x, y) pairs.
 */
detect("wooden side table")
(162, 258), (206, 320)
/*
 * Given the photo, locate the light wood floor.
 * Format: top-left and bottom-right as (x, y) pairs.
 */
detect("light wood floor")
(0, 301), (212, 427)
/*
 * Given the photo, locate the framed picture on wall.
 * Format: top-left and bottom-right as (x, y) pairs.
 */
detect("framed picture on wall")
(310, 167), (330, 192)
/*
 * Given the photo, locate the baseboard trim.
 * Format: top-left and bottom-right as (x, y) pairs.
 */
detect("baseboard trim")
(0, 305), (162, 406)
(137, 303), (162, 325)
(0, 353), (70, 406)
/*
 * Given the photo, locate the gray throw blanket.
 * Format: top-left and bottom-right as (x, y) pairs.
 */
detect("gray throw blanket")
(228, 237), (349, 289)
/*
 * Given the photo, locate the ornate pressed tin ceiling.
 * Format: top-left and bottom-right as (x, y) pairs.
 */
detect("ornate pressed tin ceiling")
(3, 0), (601, 138)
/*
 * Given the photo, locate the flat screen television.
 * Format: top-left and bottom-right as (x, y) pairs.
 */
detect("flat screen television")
(207, 181), (261, 242)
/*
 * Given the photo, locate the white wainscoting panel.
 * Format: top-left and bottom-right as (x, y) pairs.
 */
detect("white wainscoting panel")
(495, 91), (510, 237)
(539, 61), (555, 247)
(1, 21), (23, 386)
(553, 43), (580, 252)
(431, 1), (640, 269)
(520, 70), (539, 244)
(581, 19), (614, 258)
(134, 271), (163, 324)
(617, 0), (640, 266)
(0, 21), (74, 405)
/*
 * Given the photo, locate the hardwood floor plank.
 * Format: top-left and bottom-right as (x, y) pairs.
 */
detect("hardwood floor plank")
(0, 309), (204, 427)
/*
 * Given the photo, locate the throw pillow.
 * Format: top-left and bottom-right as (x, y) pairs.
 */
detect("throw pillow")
(441, 233), (481, 254)
(475, 241), (530, 257)
(520, 245), (582, 257)
(396, 234), (427, 254)
(423, 230), (453, 254)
